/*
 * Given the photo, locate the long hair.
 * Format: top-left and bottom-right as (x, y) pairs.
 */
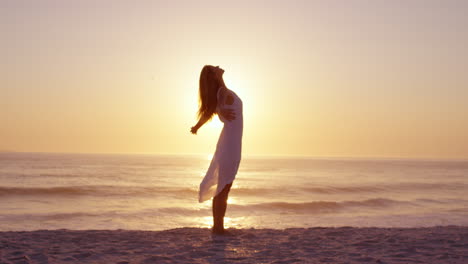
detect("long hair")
(197, 65), (220, 121)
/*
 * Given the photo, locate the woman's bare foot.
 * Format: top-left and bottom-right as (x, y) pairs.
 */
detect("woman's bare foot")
(212, 227), (233, 236)
(212, 226), (225, 234)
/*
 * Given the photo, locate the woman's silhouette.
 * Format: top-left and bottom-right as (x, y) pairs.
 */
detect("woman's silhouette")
(191, 65), (243, 234)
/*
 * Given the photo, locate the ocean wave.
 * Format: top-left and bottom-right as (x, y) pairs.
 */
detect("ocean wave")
(0, 197), (453, 223)
(0, 184), (388, 198)
(0, 198), (414, 219)
(0, 186), (101, 196)
(301, 186), (385, 194)
(1, 181), (466, 198)
(156, 198), (415, 216)
(301, 182), (468, 194)
(0, 185), (197, 197)
(0, 212), (102, 222)
(229, 198), (413, 213)
(232, 182), (467, 196)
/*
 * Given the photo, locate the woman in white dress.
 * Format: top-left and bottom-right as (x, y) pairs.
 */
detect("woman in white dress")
(190, 65), (243, 234)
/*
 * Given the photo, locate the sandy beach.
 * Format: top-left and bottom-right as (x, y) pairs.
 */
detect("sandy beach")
(0, 226), (467, 264)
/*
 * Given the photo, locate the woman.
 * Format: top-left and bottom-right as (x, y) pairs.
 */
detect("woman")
(190, 65), (243, 234)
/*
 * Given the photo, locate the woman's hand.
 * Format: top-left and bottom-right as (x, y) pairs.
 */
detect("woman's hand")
(220, 108), (236, 121)
(190, 126), (199, 135)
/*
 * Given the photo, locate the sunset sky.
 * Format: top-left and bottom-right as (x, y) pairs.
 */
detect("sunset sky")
(2, 0), (468, 159)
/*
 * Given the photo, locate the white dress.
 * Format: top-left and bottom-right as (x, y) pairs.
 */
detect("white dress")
(199, 87), (243, 203)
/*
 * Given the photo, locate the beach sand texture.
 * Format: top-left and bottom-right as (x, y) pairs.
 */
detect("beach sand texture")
(1, 226), (467, 264)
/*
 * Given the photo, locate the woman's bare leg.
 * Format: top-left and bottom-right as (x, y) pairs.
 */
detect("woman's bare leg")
(212, 183), (232, 234)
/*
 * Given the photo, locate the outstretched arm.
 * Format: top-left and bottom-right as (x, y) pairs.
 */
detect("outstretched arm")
(191, 90), (236, 134)
(191, 114), (210, 135)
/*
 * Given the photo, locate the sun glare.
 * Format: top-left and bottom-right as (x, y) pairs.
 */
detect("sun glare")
(227, 197), (237, 204)
(199, 216), (212, 228)
(198, 216), (238, 229)
(207, 116), (224, 129)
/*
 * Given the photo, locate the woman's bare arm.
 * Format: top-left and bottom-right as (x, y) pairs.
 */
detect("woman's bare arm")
(191, 114), (210, 134)
(191, 90), (236, 134)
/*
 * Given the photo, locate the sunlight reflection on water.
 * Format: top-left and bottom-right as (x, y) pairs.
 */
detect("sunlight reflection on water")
(196, 216), (249, 229)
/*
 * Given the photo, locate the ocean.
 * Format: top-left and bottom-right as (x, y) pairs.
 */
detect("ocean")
(0, 152), (467, 231)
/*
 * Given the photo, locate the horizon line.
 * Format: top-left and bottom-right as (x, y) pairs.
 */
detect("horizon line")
(1, 150), (467, 162)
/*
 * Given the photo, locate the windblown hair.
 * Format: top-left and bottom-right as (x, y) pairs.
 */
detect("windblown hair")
(197, 65), (220, 121)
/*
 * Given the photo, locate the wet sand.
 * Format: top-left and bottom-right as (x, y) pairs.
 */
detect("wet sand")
(1, 226), (467, 263)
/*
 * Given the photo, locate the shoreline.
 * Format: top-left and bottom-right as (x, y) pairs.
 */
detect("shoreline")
(1, 226), (467, 263)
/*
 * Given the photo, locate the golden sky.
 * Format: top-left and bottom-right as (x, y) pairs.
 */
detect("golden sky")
(2, 0), (468, 159)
